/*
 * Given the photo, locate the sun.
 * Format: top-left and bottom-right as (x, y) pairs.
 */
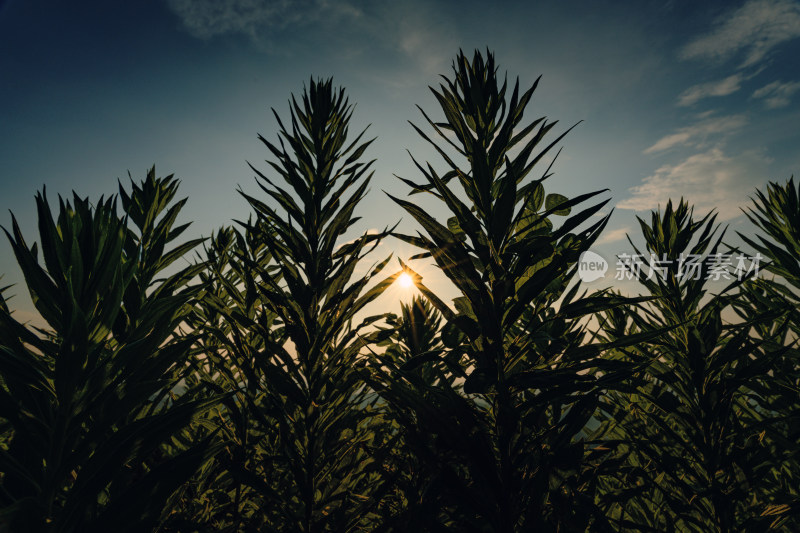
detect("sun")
(397, 272), (414, 289)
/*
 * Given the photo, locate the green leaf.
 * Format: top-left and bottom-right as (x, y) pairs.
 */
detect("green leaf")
(545, 193), (571, 216)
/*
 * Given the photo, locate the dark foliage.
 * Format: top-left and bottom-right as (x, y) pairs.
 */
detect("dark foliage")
(0, 51), (796, 533)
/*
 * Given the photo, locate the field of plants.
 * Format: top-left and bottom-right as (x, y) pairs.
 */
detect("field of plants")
(1, 50), (798, 532)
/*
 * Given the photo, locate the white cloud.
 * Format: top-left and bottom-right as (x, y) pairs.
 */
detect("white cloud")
(644, 114), (747, 153)
(166, 0), (361, 41)
(618, 147), (772, 220)
(677, 74), (744, 106)
(645, 132), (693, 153)
(752, 80), (800, 108)
(596, 227), (630, 245)
(680, 0), (800, 67)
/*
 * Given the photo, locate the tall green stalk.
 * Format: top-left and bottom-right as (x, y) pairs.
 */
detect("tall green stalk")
(0, 168), (218, 532)
(374, 49), (635, 532)
(735, 177), (800, 528)
(160, 222), (284, 531)
(232, 78), (398, 531)
(593, 200), (787, 531)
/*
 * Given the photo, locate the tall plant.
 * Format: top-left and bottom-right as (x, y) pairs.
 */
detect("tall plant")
(735, 177), (800, 527)
(379, 296), (449, 386)
(373, 49), (633, 531)
(224, 78), (399, 531)
(157, 223), (285, 531)
(593, 200), (787, 531)
(0, 169), (218, 532)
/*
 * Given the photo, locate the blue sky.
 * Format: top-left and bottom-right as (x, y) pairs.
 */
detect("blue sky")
(1, 0), (799, 320)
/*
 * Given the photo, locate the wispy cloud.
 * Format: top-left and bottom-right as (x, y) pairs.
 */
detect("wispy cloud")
(166, 0), (362, 41)
(168, 0), (459, 88)
(376, 0), (460, 82)
(618, 147), (771, 220)
(596, 227), (630, 245)
(397, 21), (457, 76)
(636, 2), (794, 227)
(351, 1), (460, 91)
(752, 79), (800, 108)
(644, 114), (747, 153)
(680, 0), (800, 68)
(677, 74), (744, 106)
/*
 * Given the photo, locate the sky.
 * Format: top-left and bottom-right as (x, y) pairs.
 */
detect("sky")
(1, 0), (799, 322)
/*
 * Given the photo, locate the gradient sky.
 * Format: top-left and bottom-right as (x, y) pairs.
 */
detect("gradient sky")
(2, 0), (799, 321)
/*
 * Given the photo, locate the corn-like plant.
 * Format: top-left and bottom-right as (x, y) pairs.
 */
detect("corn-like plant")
(370, 296), (462, 524)
(372, 49), (643, 532)
(734, 177), (800, 527)
(378, 296), (452, 384)
(156, 223), (286, 532)
(592, 200), (789, 531)
(210, 78), (401, 531)
(2, 51), (798, 533)
(0, 169), (219, 532)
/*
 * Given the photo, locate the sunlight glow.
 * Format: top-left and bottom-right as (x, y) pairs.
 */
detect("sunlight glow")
(397, 272), (414, 288)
